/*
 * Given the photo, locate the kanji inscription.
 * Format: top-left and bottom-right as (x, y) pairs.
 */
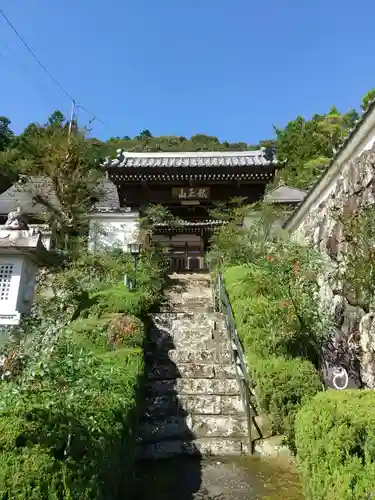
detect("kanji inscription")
(172, 187), (210, 200)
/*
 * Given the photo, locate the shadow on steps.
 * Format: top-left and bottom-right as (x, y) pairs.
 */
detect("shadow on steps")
(134, 456), (202, 500)
(134, 314), (203, 499)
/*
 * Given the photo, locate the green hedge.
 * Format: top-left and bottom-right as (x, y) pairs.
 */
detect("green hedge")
(0, 328), (144, 499)
(224, 264), (323, 448)
(0, 247), (168, 498)
(296, 390), (375, 500)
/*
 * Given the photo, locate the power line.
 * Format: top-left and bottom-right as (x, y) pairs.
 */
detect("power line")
(77, 105), (116, 133)
(0, 8), (74, 102)
(0, 37), (55, 109)
(0, 8), (116, 136)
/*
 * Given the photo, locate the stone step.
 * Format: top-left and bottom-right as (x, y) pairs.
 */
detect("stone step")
(145, 378), (240, 396)
(143, 394), (244, 417)
(136, 437), (247, 459)
(145, 336), (230, 352)
(145, 362), (236, 380)
(138, 414), (248, 442)
(168, 348), (231, 365)
(159, 304), (213, 313)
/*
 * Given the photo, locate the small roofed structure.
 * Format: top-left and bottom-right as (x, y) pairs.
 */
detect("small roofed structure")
(243, 184), (306, 231)
(0, 210), (52, 325)
(263, 185), (307, 205)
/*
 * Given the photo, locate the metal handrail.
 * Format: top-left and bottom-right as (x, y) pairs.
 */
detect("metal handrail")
(215, 271), (262, 454)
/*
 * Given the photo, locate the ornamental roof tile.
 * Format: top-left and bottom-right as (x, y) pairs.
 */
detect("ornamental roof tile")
(102, 149), (276, 169)
(154, 219), (225, 227)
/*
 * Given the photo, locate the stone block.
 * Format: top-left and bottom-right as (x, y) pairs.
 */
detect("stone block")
(214, 364), (236, 379)
(176, 378), (240, 395)
(220, 395), (244, 414)
(138, 414), (247, 442)
(191, 415), (248, 438)
(136, 437), (245, 459)
(138, 416), (192, 442)
(359, 312), (375, 388)
(183, 438), (245, 456)
(169, 348), (218, 364)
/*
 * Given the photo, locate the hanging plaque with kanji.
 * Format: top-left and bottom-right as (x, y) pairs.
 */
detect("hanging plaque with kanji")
(172, 187), (210, 200)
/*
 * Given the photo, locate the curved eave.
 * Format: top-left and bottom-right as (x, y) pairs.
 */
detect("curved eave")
(106, 165), (277, 184)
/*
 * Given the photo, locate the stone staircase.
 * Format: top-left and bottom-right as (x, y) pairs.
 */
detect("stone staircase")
(137, 272), (250, 459)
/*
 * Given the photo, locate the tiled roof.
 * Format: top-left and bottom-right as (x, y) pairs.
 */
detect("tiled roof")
(0, 177), (60, 216)
(154, 219), (225, 227)
(0, 177), (119, 216)
(102, 149), (276, 169)
(264, 185), (307, 204)
(91, 178), (120, 210)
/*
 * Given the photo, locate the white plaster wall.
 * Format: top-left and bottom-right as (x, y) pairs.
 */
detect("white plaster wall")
(88, 211), (140, 251)
(360, 130), (375, 155)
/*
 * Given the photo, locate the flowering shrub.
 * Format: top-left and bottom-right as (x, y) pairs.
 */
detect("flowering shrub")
(223, 238), (331, 449)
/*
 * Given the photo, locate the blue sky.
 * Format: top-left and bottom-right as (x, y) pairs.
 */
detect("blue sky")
(1, 1), (374, 144)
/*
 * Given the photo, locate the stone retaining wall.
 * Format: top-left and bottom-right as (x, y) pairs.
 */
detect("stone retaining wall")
(289, 145), (375, 388)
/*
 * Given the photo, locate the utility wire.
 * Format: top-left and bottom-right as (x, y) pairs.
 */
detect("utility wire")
(0, 8), (116, 135)
(78, 105), (116, 133)
(0, 8), (74, 102)
(0, 37), (55, 109)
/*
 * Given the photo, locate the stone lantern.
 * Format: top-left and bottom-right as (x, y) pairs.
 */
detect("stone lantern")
(0, 208), (50, 325)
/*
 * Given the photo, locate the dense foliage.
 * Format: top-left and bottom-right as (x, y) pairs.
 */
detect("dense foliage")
(334, 204), (375, 312)
(274, 106), (358, 189)
(209, 203), (330, 449)
(1, 87), (373, 208)
(296, 390), (375, 499)
(0, 247), (167, 498)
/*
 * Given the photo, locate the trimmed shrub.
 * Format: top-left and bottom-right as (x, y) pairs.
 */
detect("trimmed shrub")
(296, 390), (375, 500)
(0, 246), (168, 498)
(249, 354), (322, 448)
(0, 330), (144, 499)
(107, 314), (144, 348)
(0, 447), (65, 499)
(224, 258), (327, 448)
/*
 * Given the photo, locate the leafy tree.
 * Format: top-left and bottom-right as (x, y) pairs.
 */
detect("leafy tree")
(0, 116), (14, 151)
(47, 110), (66, 127)
(21, 132), (103, 251)
(361, 88), (375, 110)
(275, 108), (356, 189)
(0, 117), (17, 192)
(136, 129), (153, 140)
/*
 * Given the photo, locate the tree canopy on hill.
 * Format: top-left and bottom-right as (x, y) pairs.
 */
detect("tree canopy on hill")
(1, 86), (374, 196)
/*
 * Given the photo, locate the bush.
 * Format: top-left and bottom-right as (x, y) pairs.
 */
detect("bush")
(296, 390), (375, 499)
(69, 314), (144, 351)
(0, 246), (167, 498)
(250, 354), (322, 447)
(0, 447), (65, 499)
(223, 243), (330, 448)
(0, 328), (144, 499)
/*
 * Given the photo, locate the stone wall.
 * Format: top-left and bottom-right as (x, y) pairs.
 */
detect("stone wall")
(291, 145), (375, 388)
